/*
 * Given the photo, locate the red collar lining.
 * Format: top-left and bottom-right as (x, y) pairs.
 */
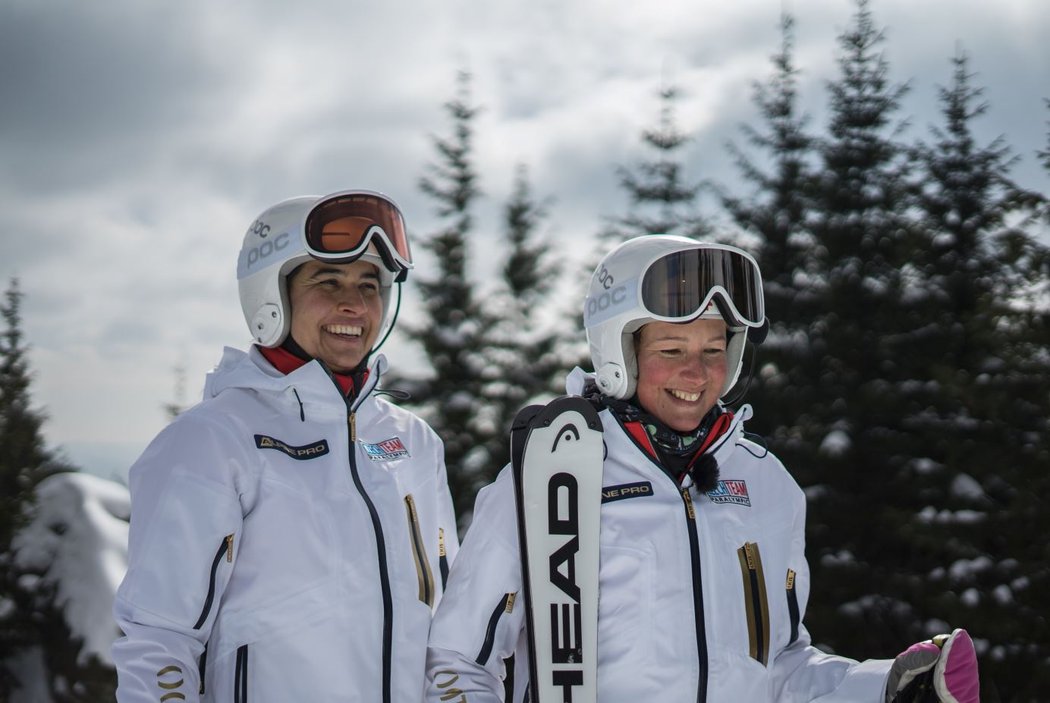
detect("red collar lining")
(623, 410), (735, 467)
(258, 345), (363, 397)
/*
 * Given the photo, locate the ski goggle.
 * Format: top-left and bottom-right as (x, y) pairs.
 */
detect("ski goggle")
(640, 246), (764, 328)
(304, 191), (412, 273)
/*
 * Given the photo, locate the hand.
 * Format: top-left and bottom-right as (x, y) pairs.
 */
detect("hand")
(885, 628), (979, 703)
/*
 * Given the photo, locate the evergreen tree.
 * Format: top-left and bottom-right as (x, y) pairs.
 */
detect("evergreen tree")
(479, 165), (565, 482)
(719, 11), (817, 421)
(0, 279), (56, 697)
(400, 71), (493, 523)
(779, 0), (922, 658)
(906, 52), (1050, 698)
(0, 280), (56, 551)
(162, 363), (188, 421)
(602, 84), (710, 243)
(0, 279), (82, 699)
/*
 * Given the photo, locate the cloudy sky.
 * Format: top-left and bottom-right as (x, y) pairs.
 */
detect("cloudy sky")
(2, 0), (1048, 480)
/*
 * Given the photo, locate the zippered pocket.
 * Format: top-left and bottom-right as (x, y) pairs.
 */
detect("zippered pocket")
(405, 495), (436, 607)
(476, 592), (517, 666)
(195, 534), (234, 696)
(786, 568), (800, 646)
(737, 541), (770, 666)
(193, 534), (234, 630)
(234, 644), (248, 703)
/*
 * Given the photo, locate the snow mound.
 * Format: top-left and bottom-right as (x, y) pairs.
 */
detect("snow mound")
(13, 472), (130, 666)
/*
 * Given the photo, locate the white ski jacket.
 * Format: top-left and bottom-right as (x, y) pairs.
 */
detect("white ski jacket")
(114, 346), (459, 703)
(425, 369), (892, 702)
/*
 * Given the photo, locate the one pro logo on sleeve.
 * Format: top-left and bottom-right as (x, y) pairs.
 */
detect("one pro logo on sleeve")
(254, 434), (330, 460)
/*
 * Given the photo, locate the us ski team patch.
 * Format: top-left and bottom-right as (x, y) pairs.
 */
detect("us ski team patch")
(706, 479), (751, 506)
(362, 436), (410, 461)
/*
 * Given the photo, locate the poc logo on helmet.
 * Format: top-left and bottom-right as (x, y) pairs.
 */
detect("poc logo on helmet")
(247, 219), (271, 238)
(585, 283), (628, 325)
(243, 231), (290, 271)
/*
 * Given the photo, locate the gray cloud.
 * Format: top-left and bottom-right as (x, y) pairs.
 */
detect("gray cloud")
(1, 0), (1047, 476)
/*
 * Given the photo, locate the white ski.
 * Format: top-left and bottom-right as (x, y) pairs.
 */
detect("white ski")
(511, 396), (604, 703)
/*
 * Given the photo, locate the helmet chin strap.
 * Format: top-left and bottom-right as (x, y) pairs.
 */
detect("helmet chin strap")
(371, 281), (402, 354)
(721, 338), (760, 407)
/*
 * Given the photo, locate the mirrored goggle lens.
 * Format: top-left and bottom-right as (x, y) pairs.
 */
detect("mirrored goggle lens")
(640, 248), (764, 325)
(304, 193), (411, 265)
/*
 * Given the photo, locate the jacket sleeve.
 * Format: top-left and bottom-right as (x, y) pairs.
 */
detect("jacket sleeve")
(426, 468), (526, 703)
(769, 486), (892, 702)
(112, 412), (251, 703)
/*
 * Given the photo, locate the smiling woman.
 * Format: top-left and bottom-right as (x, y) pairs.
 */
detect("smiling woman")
(423, 234), (980, 703)
(110, 188), (459, 703)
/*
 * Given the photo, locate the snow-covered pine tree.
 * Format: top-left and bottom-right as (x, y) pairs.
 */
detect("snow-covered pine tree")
(718, 11), (817, 420)
(399, 71), (494, 524)
(907, 52), (1050, 699)
(0, 279), (60, 697)
(0, 280), (112, 701)
(478, 165), (566, 489)
(779, 0), (922, 660)
(602, 84), (710, 244)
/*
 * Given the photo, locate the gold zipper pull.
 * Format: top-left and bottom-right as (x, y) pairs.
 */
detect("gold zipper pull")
(349, 412), (357, 442)
(438, 528), (447, 558)
(786, 568), (796, 589)
(744, 542), (757, 570)
(226, 534), (234, 562)
(681, 488), (695, 520)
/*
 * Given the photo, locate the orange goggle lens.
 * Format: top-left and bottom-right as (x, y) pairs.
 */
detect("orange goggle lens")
(304, 192), (411, 267)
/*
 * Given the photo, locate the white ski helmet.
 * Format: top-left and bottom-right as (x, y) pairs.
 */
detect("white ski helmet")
(584, 234), (766, 400)
(237, 189), (412, 349)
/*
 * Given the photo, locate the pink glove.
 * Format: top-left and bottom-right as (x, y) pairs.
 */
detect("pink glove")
(885, 628), (979, 703)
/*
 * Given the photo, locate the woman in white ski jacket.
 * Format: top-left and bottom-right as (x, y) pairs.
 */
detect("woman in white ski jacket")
(425, 235), (978, 703)
(113, 190), (459, 702)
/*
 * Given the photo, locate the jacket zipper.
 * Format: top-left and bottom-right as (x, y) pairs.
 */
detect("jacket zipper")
(193, 534), (234, 630)
(194, 534), (233, 694)
(680, 488), (709, 702)
(476, 592), (517, 666)
(438, 527), (450, 589)
(347, 410), (394, 703)
(234, 644), (248, 703)
(737, 542), (770, 666)
(786, 568), (800, 646)
(405, 494), (436, 607)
